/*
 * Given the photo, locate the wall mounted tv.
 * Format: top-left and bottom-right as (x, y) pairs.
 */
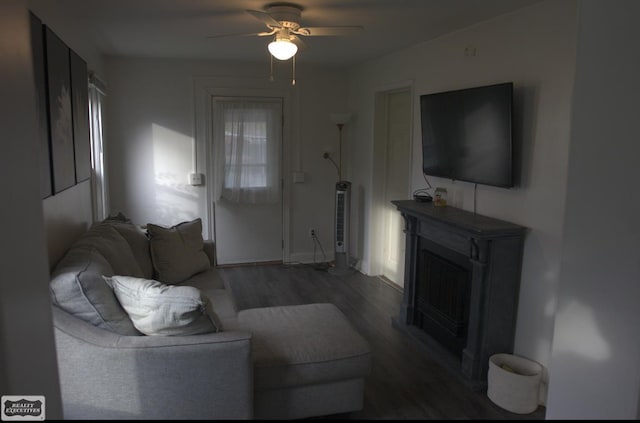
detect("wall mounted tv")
(420, 82), (514, 188)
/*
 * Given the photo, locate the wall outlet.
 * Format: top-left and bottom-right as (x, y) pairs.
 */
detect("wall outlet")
(309, 228), (316, 238)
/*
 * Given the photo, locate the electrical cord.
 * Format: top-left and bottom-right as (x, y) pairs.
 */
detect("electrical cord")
(311, 232), (330, 271)
(281, 233), (331, 271)
(323, 152), (340, 178)
(474, 183), (478, 214)
(413, 173), (434, 198)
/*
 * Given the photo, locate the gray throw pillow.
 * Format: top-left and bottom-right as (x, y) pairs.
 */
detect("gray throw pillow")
(146, 218), (210, 284)
(104, 212), (131, 223)
(50, 246), (142, 336)
(73, 222), (144, 278)
(110, 221), (154, 279)
(104, 275), (221, 336)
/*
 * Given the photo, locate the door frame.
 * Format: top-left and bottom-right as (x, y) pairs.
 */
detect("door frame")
(194, 77), (292, 264)
(369, 81), (414, 281)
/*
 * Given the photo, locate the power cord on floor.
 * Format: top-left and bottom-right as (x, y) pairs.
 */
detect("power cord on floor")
(281, 232), (331, 271)
(312, 232), (331, 271)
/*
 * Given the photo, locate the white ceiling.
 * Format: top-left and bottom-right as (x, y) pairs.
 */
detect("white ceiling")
(47, 0), (542, 66)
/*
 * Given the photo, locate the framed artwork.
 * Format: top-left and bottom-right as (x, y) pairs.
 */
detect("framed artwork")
(30, 13), (52, 199)
(45, 26), (75, 194)
(70, 49), (91, 183)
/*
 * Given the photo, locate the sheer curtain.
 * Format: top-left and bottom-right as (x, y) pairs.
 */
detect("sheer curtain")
(212, 98), (282, 204)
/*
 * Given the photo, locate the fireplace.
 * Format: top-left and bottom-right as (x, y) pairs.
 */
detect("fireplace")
(414, 240), (472, 360)
(391, 200), (526, 389)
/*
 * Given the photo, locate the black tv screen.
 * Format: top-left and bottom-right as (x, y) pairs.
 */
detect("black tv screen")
(420, 82), (514, 188)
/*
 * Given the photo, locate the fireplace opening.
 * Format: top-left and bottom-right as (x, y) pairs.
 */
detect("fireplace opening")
(414, 239), (472, 360)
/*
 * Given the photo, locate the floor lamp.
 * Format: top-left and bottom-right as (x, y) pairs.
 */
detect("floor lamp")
(327, 113), (354, 276)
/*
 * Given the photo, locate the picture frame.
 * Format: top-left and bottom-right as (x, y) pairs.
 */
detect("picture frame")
(30, 13), (52, 199)
(45, 26), (75, 194)
(70, 49), (91, 183)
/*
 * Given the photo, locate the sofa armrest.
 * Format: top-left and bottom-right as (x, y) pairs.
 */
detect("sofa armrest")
(52, 306), (253, 420)
(203, 240), (216, 266)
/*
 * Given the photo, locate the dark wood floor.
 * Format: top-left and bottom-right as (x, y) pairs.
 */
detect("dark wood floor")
(218, 262), (546, 420)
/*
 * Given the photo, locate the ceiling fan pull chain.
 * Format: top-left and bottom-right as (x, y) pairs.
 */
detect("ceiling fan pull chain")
(270, 54), (275, 82)
(292, 55), (296, 86)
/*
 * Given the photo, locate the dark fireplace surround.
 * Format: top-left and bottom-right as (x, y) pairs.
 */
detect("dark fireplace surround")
(391, 200), (526, 389)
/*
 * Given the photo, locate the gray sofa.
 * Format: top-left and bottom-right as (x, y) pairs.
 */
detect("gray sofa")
(49, 218), (371, 420)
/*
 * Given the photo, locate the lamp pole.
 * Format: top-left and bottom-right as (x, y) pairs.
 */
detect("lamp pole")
(337, 123), (344, 181)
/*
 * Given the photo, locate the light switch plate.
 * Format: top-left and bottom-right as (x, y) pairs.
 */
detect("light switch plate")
(293, 171), (305, 184)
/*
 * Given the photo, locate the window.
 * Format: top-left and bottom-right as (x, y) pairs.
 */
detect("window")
(212, 98), (282, 204)
(88, 71), (108, 221)
(223, 108), (270, 189)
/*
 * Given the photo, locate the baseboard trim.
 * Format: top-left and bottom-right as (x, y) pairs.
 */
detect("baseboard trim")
(288, 251), (335, 265)
(216, 260), (282, 268)
(377, 275), (404, 293)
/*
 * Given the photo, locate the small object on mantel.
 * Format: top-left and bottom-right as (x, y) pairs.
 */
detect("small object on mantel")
(434, 187), (447, 207)
(414, 193), (432, 202)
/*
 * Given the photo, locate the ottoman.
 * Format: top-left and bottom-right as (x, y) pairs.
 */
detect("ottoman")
(233, 303), (371, 419)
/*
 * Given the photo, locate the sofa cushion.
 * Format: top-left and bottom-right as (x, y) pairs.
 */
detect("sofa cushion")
(74, 222), (144, 278)
(182, 268), (238, 322)
(147, 218), (210, 284)
(230, 303), (371, 390)
(182, 267), (226, 290)
(104, 275), (221, 336)
(50, 246), (142, 336)
(110, 221), (154, 279)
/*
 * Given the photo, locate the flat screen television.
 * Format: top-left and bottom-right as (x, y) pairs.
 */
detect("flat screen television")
(420, 82), (514, 188)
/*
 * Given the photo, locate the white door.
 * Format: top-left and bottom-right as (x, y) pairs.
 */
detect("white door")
(211, 97), (283, 265)
(382, 90), (411, 285)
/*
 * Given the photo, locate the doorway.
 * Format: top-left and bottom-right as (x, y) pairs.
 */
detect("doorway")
(372, 87), (412, 286)
(210, 97), (283, 265)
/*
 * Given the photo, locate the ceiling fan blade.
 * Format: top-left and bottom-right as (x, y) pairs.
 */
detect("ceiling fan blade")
(297, 26), (364, 36)
(245, 9), (282, 28)
(206, 30), (274, 39)
(291, 35), (307, 50)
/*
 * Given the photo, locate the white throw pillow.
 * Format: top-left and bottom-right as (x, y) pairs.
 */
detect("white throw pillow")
(103, 275), (221, 336)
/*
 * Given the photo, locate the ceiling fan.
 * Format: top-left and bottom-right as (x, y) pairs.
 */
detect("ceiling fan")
(208, 2), (364, 61)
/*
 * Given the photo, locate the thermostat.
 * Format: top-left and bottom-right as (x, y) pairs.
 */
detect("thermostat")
(188, 172), (203, 186)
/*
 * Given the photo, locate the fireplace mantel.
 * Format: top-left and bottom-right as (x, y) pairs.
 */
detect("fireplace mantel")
(391, 200), (526, 389)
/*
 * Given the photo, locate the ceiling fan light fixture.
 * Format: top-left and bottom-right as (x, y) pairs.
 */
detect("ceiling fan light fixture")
(268, 39), (297, 60)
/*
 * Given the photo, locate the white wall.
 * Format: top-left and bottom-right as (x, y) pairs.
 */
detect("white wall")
(29, 0), (102, 269)
(347, 0), (578, 398)
(28, 0), (104, 73)
(42, 181), (93, 268)
(546, 0), (640, 418)
(0, 1), (62, 417)
(105, 57), (348, 262)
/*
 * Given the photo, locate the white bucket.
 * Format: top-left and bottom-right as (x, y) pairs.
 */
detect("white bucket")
(487, 353), (542, 414)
